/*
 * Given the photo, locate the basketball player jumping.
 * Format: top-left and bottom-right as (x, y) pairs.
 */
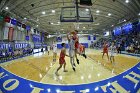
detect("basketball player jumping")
(72, 30), (87, 64)
(67, 32), (76, 71)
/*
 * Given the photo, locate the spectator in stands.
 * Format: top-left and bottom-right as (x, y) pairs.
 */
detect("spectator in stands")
(14, 49), (18, 58)
(0, 50), (4, 62)
(11, 50), (15, 59)
(5, 50), (9, 60)
(47, 45), (50, 55)
(130, 44), (134, 53)
(117, 44), (121, 54)
(23, 48), (26, 55)
(18, 49), (21, 57)
(138, 45), (140, 54)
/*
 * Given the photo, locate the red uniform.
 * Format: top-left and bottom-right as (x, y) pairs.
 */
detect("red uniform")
(103, 44), (108, 54)
(73, 34), (79, 49)
(79, 44), (84, 53)
(59, 50), (65, 64)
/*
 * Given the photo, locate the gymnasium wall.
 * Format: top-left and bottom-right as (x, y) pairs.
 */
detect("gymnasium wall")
(0, 21), (3, 40)
(0, 16), (48, 51)
(55, 35), (99, 49)
(45, 37), (56, 45)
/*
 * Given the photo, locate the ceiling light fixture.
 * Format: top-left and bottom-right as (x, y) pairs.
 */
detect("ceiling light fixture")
(37, 18), (39, 21)
(52, 10), (55, 13)
(42, 11), (46, 15)
(96, 10), (100, 13)
(85, 8), (89, 11)
(108, 13), (112, 16)
(5, 7), (9, 10)
(125, 0), (129, 3)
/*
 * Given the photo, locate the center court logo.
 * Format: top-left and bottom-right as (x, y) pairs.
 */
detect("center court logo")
(0, 63), (140, 93)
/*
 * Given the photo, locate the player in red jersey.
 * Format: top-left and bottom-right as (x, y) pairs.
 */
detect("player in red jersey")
(79, 43), (85, 54)
(102, 41), (109, 60)
(72, 30), (87, 64)
(55, 43), (70, 76)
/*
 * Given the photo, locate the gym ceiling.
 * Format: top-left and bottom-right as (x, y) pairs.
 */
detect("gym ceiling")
(0, 0), (140, 35)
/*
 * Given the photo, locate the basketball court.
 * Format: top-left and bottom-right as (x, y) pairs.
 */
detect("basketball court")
(0, 49), (139, 83)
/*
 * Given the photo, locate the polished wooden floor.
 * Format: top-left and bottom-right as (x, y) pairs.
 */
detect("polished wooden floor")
(0, 49), (139, 85)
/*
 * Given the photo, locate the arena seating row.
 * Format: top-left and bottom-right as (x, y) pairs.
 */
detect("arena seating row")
(0, 42), (48, 63)
(92, 31), (140, 54)
(0, 48), (34, 63)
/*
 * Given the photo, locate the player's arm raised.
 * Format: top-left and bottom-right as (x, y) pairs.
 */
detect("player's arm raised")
(67, 33), (70, 42)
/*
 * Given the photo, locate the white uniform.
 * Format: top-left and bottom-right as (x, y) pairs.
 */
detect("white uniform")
(69, 39), (75, 57)
(47, 46), (50, 51)
(68, 38), (75, 68)
(53, 44), (57, 53)
(110, 45), (116, 56)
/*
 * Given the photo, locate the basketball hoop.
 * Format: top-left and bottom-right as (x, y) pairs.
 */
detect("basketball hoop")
(60, 6), (93, 22)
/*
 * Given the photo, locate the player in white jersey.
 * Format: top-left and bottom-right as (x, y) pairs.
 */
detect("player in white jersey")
(53, 41), (57, 62)
(47, 45), (50, 55)
(67, 33), (76, 71)
(110, 42), (116, 63)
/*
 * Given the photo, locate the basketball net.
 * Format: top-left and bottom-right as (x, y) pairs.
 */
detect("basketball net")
(73, 23), (79, 30)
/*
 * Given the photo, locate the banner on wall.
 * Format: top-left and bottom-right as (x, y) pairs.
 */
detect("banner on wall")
(0, 16), (4, 21)
(17, 28), (21, 40)
(26, 30), (30, 38)
(3, 27), (9, 39)
(26, 26), (30, 31)
(13, 27), (17, 40)
(25, 36), (29, 41)
(88, 35), (91, 40)
(8, 27), (14, 41)
(41, 32), (45, 42)
(4, 16), (11, 23)
(17, 21), (22, 27)
(56, 36), (62, 42)
(32, 34), (41, 42)
(11, 19), (17, 25)
(93, 36), (96, 40)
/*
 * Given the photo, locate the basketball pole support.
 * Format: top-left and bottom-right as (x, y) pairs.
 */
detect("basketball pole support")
(75, 0), (79, 23)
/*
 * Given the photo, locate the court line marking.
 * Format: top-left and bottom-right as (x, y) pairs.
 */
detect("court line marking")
(41, 57), (117, 85)
(87, 56), (116, 75)
(0, 60), (139, 86)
